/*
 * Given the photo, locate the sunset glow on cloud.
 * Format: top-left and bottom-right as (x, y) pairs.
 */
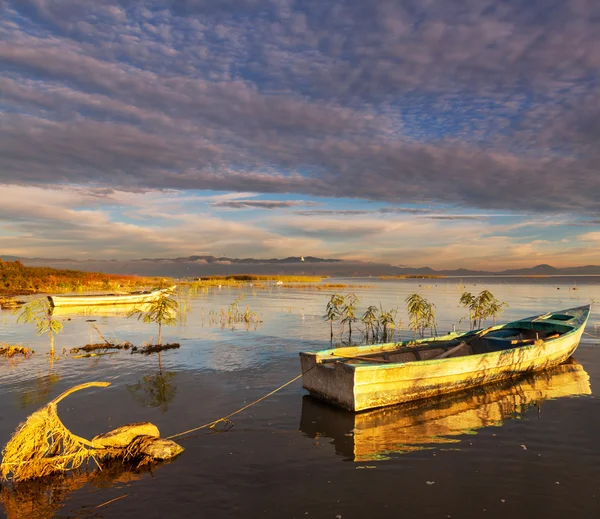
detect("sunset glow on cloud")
(2, 1), (600, 269)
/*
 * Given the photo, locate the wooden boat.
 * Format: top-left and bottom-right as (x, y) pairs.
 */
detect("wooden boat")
(300, 360), (591, 461)
(48, 287), (174, 307)
(299, 305), (590, 411)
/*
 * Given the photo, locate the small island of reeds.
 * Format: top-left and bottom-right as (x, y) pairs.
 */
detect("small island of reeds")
(379, 275), (446, 279)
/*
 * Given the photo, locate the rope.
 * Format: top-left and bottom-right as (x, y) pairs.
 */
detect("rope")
(166, 369), (310, 440)
(583, 331), (600, 339)
(95, 493), (129, 509)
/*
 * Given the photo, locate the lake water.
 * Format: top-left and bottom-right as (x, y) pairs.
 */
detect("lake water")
(1, 277), (599, 519)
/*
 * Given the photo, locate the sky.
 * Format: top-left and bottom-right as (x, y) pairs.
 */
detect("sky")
(1, 0), (600, 270)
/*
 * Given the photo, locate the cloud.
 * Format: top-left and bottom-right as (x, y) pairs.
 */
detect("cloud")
(2, 1), (600, 265)
(211, 199), (313, 209)
(1, 0), (600, 215)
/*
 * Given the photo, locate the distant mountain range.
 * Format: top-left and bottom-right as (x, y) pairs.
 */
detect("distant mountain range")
(3, 254), (600, 277)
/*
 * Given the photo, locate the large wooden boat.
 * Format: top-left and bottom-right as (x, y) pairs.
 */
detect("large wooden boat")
(300, 360), (591, 461)
(48, 287), (174, 307)
(299, 305), (590, 411)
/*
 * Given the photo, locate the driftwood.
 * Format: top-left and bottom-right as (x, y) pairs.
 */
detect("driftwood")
(0, 382), (183, 482)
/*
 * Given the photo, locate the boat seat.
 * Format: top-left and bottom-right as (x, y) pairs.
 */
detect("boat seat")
(470, 338), (514, 354)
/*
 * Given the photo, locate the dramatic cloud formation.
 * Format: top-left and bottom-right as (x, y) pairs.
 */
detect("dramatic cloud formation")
(1, 1), (600, 267)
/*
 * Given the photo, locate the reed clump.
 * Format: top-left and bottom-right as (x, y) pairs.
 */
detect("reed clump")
(323, 293), (402, 344)
(131, 343), (181, 355)
(216, 295), (262, 328)
(0, 344), (34, 358)
(406, 293), (437, 338)
(379, 275), (445, 279)
(459, 290), (507, 329)
(0, 382), (183, 483)
(70, 342), (133, 354)
(278, 283), (372, 290)
(0, 297), (25, 310)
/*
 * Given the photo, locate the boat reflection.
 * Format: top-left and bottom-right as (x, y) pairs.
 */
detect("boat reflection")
(0, 462), (157, 519)
(51, 302), (153, 317)
(300, 360), (591, 461)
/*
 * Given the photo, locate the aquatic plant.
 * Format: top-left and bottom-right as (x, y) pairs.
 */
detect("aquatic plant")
(361, 305), (379, 342)
(323, 294), (345, 342)
(378, 306), (400, 342)
(359, 305), (401, 343)
(128, 291), (179, 345)
(341, 293), (359, 341)
(460, 290), (507, 329)
(0, 344), (33, 358)
(406, 294), (437, 338)
(17, 298), (63, 356)
(219, 294), (261, 328)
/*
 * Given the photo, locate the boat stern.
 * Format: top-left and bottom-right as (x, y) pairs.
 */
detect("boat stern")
(300, 352), (357, 411)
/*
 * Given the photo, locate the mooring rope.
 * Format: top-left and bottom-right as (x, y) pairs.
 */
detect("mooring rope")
(166, 368), (312, 440)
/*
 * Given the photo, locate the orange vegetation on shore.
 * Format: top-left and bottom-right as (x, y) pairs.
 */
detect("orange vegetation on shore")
(0, 259), (161, 295)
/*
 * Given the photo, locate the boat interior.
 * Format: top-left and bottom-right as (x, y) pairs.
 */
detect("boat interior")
(322, 313), (579, 366)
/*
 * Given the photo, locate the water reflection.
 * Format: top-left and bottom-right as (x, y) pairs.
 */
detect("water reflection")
(18, 358), (61, 409)
(0, 463), (154, 519)
(51, 303), (152, 318)
(300, 360), (591, 461)
(127, 369), (177, 413)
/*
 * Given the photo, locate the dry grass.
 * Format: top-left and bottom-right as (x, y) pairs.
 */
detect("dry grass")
(0, 297), (25, 310)
(379, 275), (445, 279)
(277, 283), (373, 290)
(130, 343), (181, 355)
(70, 342), (133, 354)
(0, 345), (34, 358)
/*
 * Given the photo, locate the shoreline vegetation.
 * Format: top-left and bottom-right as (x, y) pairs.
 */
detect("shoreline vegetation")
(0, 259), (159, 296)
(379, 275), (446, 279)
(0, 261), (339, 296)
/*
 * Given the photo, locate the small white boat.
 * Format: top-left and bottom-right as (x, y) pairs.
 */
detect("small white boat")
(48, 287), (174, 307)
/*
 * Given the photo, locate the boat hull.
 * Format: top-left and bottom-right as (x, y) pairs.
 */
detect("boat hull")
(300, 305), (590, 411)
(48, 288), (171, 307)
(300, 360), (591, 461)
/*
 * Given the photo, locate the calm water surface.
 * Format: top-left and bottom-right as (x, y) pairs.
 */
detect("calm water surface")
(1, 278), (599, 518)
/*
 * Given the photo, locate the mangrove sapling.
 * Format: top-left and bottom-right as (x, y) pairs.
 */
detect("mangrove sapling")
(17, 298), (63, 356)
(460, 290), (507, 329)
(378, 306), (400, 342)
(128, 291), (179, 346)
(341, 293), (359, 343)
(406, 294), (437, 338)
(361, 305), (379, 343)
(323, 294), (345, 342)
